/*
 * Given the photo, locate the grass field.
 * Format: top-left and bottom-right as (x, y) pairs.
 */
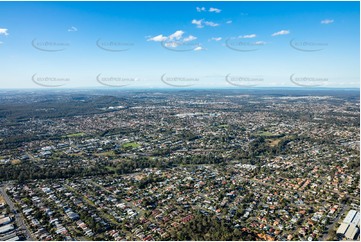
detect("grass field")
(105, 166), (117, 172)
(256, 131), (276, 137)
(255, 131), (284, 147)
(63, 132), (86, 138)
(95, 151), (116, 157)
(219, 124), (229, 128)
(122, 142), (140, 149)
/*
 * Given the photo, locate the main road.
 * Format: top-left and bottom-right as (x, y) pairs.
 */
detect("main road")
(0, 185), (35, 241)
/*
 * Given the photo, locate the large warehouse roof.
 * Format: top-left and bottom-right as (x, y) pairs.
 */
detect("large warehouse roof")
(343, 210), (357, 224)
(345, 223), (359, 240)
(0, 224), (15, 234)
(336, 222), (349, 235)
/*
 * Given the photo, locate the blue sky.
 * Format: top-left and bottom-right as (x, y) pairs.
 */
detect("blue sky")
(0, 1), (359, 89)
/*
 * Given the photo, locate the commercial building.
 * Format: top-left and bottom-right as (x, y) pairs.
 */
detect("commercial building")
(0, 224), (15, 234)
(0, 217), (11, 226)
(351, 212), (360, 227)
(336, 222), (349, 235)
(345, 224), (359, 240)
(5, 235), (20, 241)
(343, 210), (357, 224)
(336, 210), (360, 241)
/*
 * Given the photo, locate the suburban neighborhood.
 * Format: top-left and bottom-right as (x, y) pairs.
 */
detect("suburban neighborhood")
(0, 89), (359, 240)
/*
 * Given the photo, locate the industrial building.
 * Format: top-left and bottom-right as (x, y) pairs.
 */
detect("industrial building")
(345, 224), (359, 240)
(0, 224), (15, 234)
(344, 210), (358, 224)
(337, 222), (349, 235)
(336, 210), (360, 240)
(351, 212), (360, 226)
(0, 217), (11, 226)
(5, 235), (20, 241)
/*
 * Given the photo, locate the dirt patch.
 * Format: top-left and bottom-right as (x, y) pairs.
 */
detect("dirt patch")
(268, 139), (281, 147)
(0, 195), (5, 204)
(11, 159), (21, 165)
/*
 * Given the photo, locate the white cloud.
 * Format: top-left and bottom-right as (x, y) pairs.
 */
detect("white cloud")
(271, 30), (290, 36)
(194, 46), (204, 51)
(0, 28), (9, 36)
(147, 31), (197, 50)
(196, 7), (206, 12)
(192, 19), (219, 28)
(255, 41), (266, 45)
(68, 26), (78, 32)
(226, 20), (232, 24)
(183, 35), (197, 42)
(147, 34), (168, 42)
(209, 7), (221, 13)
(192, 19), (204, 28)
(164, 42), (179, 48)
(240, 34), (256, 39)
(196, 6), (221, 13)
(192, 19), (202, 25)
(204, 21), (219, 27)
(169, 30), (184, 40)
(321, 19), (334, 24)
(210, 37), (222, 41)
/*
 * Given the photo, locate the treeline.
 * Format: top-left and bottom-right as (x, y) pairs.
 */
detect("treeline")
(0, 134), (62, 150)
(0, 163), (110, 182)
(170, 213), (258, 240)
(109, 155), (225, 175)
(0, 95), (126, 122)
(0, 154), (226, 182)
(247, 134), (309, 157)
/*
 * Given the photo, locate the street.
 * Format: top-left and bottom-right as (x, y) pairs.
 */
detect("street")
(0, 185), (35, 241)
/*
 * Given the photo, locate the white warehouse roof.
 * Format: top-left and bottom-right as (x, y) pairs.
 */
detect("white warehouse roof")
(336, 222), (349, 235)
(0, 224), (15, 234)
(343, 210), (357, 224)
(345, 223), (359, 240)
(351, 212), (360, 227)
